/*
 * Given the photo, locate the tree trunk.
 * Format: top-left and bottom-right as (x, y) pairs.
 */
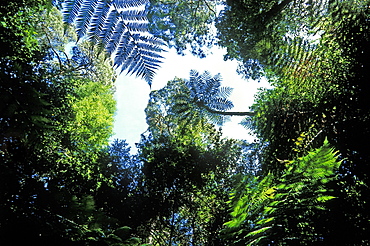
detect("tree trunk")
(202, 104), (256, 116)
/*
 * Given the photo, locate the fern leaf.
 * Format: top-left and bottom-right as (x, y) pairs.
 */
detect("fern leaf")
(101, 9), (120, 44)
(116, 36), (164, 85)
(209, 97), (234, 111)
(86, 1), (110, 42)
(120, 9), (148, 22)
(217, 86), (233, 99)
(105, 19), (125, 54)
(240, 117), (254, 130)
(256, 217), (274, 225)
(223, 141), (341, 245)
(316, 195), (336, 202)
(114, 0), (149, 8)
(125, 21), (148, 32)
(62, 0), (165, 84)
(74, 0), (98, 39)
(246, 226), (272, 237)
(62, 0), (87, 24)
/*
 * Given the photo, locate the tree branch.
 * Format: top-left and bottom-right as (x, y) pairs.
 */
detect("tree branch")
(201, 0), (216, 16)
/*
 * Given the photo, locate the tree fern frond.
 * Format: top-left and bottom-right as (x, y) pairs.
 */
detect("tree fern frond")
(189, 69), (199, 81)
(62, 0), (165, 84)
(204, 78), (221, 97)
(138, 34), (167, 47)
(119, 9), (148, 22)
(246, 226), (272, 238)
(74, 0), (98, 39)
(200, 70), (212, 82)
(125, 22), (149, 32)
(204, 110), (230, 125)
(240, 117), (254, 130)
(116, 36), (164, 85)
(114, 0), (149, 8)
(209, 98), (234, 111)
(105, 19), (126, 53)
(86, 1), (111, 42)
(62, 0), (87, 24)
(217, 86), (233, 99)
(100, 9), (120, 44)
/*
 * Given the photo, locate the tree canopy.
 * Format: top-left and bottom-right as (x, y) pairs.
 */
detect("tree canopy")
(1, 0), (370, 245)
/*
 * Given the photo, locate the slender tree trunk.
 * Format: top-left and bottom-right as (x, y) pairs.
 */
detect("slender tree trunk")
(208, 109), (256, 116)
(201, 104), (256, 116)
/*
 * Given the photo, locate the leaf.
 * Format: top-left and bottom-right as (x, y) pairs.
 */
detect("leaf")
(62, 0), (165, 85)
(256, 217), (274, 225)
(246, 226), (272, 237)
(316, 195), (336, 202)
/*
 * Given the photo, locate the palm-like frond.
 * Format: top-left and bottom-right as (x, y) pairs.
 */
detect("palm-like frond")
(180, 70), (256, 125)
(240, 117), (254, 130)
(210, 97), (234, 111)
(186, 70), (234, 111)
(216, 86), (233, 100)
(184, 70), (235, 125)
(62, 0), (165, 85)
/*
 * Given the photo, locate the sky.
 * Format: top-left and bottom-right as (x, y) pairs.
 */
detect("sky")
(112, 46), (271, 152)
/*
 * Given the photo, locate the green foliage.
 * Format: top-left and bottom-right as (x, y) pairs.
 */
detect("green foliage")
(68, 81), (116, 151)
(136, 128), (242, 245)
(224, 140), (341, 245)
(147, 0), (218, 57)
(216, 0), (329, 80)
(0, 0), (49, 60)
(237, 1), (370, 244)
(134, 76), (245, 244)
(0, 3), (130, 244)
(2, 0), (370, 245)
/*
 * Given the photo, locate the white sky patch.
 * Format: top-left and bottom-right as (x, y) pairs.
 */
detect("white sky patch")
(112, 47), (272, 151)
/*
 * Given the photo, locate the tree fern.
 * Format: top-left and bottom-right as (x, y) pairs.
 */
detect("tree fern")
(62, 0), (166, 85)
(184, 70), (255, 125)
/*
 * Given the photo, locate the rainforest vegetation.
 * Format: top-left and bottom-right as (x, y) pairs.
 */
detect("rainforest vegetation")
(1, 0), (369, 245)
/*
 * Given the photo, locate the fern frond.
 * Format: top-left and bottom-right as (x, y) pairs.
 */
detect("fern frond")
(86, 1), (111, 42)
(120, 9), (148, 22)
(62, 0), (87, 24)
(98, 9), (117, 42)
(112, 32), (133, 65)
(105, 19), (125, 54)
(204, 78), (221, 97)
(62, 0), (165, 85)
(203, 108), (229, 125)
(209, 98), (234, 111)
(114, 0), (149, 8)
(116, 35), (164, 85)
(223, 141), (341, 245)
(74, 0), (98, 39)
(246, 226), (272, 237)
(125, 21), (148, 32)
(240, 117), (254, 130)
(217, 86), (233, 99)
(189, 69), (199, 82)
